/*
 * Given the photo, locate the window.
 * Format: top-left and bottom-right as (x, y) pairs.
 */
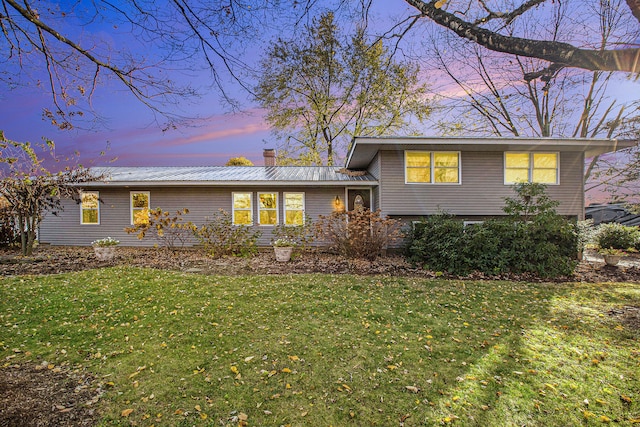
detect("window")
(80, 192), (99, 224)
(258, 192), (278, 225)
(130, 192), (150, 225)
(405, 151), (460, 184)
(505, 152), (558, 184)
(233, 192), (253, 225)
(284, 193), (305, 225)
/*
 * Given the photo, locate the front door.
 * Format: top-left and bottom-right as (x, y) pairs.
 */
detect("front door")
(347, 189), (371, 212)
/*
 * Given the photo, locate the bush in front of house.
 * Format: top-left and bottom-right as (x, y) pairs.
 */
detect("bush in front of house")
(125, 207), (193, 251)
(406, 183), (578, 278)
(192, 209), (262, 258)
(407, 214), (577, 277)
(315, 208), (404, 260)
(594, 222), (639, 251)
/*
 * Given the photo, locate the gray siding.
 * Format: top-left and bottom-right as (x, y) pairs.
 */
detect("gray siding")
(378, 150), (584, 218)
(367, 153), (381, 211)
(40, 186), (346, 247)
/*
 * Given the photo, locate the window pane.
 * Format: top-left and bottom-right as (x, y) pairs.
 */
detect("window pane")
(133, 208), (150, 225)
(533, 153), (557, 168)
(533, 169), (557, 184)
(285, 193), (303, 210)
(434, 152), (458, 167)
(234, 193), (251, 209)
(406, 151), (430, 167)
(234, 210), (252, 225)
(407, 168), (431, 183)
(81, 192), (99, 208)
(82, 210), (98, 224)
(505, 169), (529, 183)
(505, 153), (530, 168)
(259, 193), (277, 209)
(434, 168), (459, 183)
(260, 210), (277, 225)
(285, 210), (303, 226)
(132, 193), (149, 208)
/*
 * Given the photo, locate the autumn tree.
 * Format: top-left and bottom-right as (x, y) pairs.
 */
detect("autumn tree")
(225, 156), (254, 166)
(254, 11), (432, 166)
(0, 131), (100, 255)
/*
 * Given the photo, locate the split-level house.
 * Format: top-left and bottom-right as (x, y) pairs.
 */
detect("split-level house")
(38, 136), (634, 246)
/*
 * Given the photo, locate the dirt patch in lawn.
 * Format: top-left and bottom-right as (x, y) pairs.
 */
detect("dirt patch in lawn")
(0, 363), (102, 427)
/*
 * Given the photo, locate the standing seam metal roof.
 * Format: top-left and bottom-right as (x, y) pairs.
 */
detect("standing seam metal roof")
(90, 166), (376, 184)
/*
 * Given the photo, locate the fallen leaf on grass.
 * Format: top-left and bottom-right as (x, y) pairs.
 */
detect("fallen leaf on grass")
(121, 408), (134, 417)
(405, 386), (420, 393)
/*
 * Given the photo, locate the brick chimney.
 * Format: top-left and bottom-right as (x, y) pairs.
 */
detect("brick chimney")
(263, 149), (276, 166)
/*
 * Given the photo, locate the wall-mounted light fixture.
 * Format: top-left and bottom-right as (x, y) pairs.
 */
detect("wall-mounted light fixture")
(333, 195), (344, 212)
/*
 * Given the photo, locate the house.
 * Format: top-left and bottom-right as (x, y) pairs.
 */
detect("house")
(38, 137), (635, 247)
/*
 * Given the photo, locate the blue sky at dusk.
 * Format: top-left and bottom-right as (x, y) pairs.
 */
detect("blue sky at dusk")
(0, 0), (417, 168)
(1, 0), (638, 175)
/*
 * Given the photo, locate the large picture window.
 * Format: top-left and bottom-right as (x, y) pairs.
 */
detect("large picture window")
(505, 152), (558, 184)
(405, 151), (460, 184)
(80, 191), (99, 224)
(258, 192), (278, 225)
(233, 192), (253, 225)
(130, 192), (150, 225)
(284, 193), (305, 225)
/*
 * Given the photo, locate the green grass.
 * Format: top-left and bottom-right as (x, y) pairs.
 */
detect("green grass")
(1, 267), (639, 426)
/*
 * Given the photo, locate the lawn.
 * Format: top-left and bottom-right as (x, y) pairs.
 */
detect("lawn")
(1, 267), (639, 426)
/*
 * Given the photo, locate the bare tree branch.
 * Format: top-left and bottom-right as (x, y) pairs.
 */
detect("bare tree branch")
(404, 0), (640, 74)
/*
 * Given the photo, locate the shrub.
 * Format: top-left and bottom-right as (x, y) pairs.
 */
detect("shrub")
(192, 209), (262, 258)
(594, 222), (639, 250)
(406, 183), (579, 278)
(406, 213), (467, 273)
(125, 208), (192, 251)
(0, 205), (19, 247)
(315, 208), (403, 260)
(271, 215), (314, 254)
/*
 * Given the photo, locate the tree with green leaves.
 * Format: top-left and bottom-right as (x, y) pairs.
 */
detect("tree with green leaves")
(0, 131), (100, 255)
(255, 11), (432, 166)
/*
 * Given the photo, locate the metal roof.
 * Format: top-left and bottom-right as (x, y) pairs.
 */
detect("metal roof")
(85, 166), (377, 187)
(346, 136), (638, 169)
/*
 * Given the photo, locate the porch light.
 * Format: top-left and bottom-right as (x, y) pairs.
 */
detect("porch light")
(333, 195), (344, 212)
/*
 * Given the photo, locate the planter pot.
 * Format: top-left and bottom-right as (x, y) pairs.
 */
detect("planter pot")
(274, 246), (293, 262)
(603, 254), (621, 266)
(93, 246), (117, 261)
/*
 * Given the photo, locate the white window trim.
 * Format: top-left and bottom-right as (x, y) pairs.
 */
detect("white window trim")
(284, 192), (305, 226)
(504, 152), (560, 185)
(257, 192), (279, 226)
(232, 192), (253, 226)
(130, 191), (150, 225)
(80, 191), (100, 225)
(404, 151), (461, 185)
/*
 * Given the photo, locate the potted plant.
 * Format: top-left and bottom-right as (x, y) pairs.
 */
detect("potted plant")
(272, 238), (294, 262)
(598, 247), (624, 266)
(91, 237), (120, 261)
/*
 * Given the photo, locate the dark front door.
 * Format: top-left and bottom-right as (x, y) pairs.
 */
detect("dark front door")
(347, 189), (371, 211)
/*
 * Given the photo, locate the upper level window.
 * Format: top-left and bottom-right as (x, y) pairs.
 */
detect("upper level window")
(80, 191), (99, 224)
(130, 192), (150, 225)
(405, 151), (460, 184)
(233, 192), (253, 225)
(258, 192), (278, 225)
(284, 193), (305, 225)
(504, 152), (558, 184)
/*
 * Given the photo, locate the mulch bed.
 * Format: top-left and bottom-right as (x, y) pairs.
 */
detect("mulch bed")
(1, 246), (639, 427)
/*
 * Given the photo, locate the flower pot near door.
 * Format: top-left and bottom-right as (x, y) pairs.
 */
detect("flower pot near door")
(603, 254), (622, 266)
(274, 246), (293, 262)
(93, 246), (117, 261)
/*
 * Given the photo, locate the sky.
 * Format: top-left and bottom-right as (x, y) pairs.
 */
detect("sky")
(0, 0), (638, 184)
(0, 0), (416, 168)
